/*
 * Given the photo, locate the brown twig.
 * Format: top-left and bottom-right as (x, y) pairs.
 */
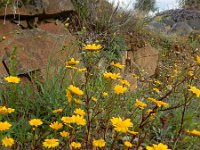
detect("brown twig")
(174, 94), (190, 142)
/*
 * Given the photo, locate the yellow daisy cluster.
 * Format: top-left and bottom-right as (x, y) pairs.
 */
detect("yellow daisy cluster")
(66, 85), (84, 103)
(188, 86), (200, 97)
(110, 117), (133, 133)
(111, 61), (125, 69)
(135, 99), (147, 109)
(147, 98), (169, 107)
(0, 106), (15, 115)
(65, 58), (87, 73)
(93, 139), (106, 148)
(103, 72), (121, 80)
(66, 57), (87, 72)
(186, 129), (200, 137)
(61, 114), (86, 126)
(146, 143), (171, 150)
(83, 43), (102, 51)
(4, 76), (20, 84)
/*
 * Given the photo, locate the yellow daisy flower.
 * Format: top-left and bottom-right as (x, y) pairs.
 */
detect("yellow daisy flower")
(102, 92), (109, 97)
(93, 139), (106, 148)
(111, 61), (125, 69)
(60, 131), (69, 137)
(29, 119), (43, 127)
(91, 96), (97, 102)
(124, 141), (133, 148)
(61, 115), (86, 126)
(110, 117), (133, 133)
(68, 85), (84, 96)
(128, 130), (139, 135)
(114, 85), (127, 94)
(52, 108), (63, 114)
(153, 88), (160, 93)
(66, 58), (79, 65)
(188, 86), (200, 97)
(83, 43), (102, 51)
(147, 98), (168, 107)
(135, 99), (147, 109)
(74, 108), (85, 116)
(186, 129), (200, 137)
(66, 65), (77, 69)
(146, 143), (171, 150)
(103, 72), (121, 80)
(0, 106), (15, 115)
(120, 79), (130, 87)
(4, 76), (20, 84)
(77, 68), (87, 72)
(61, 116), (76, 124)
(49, 121), (63, 130)
(0, 121), (12, 131)
(196, 55), (200, 64)
(2, 137), (14, 147)
(70, 142), (81, 149)
(74, 98), (82, 105)
(74, 115), (86, 126)
(43, 138), (59, 149)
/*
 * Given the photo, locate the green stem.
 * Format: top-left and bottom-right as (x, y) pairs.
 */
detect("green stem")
(109, 132), (119, 150)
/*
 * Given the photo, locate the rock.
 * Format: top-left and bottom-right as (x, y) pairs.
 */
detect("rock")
(45, 0), (74, 14)
(170, 22), (193, 35)
(135, 43), (158, 77)
(151, 9), (200, 35)
(38, 22), (66, 34)
(0, 20), (21, 35)
(147, 21), (166, 32)
(0, 63), (8, 83)
(157, 9), (200, 22)
(2, 48), (41, 75)
(122, 41), (158, 91)
(161, 18), (175, 27)
(124, 73), (138, 91)
(0, 0), (75, 17)
(187, 19), (200, 30)
(0, 21), (79, 81)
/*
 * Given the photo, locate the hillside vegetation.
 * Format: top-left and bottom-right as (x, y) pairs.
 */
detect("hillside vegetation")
(0, 0), (200, 150)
